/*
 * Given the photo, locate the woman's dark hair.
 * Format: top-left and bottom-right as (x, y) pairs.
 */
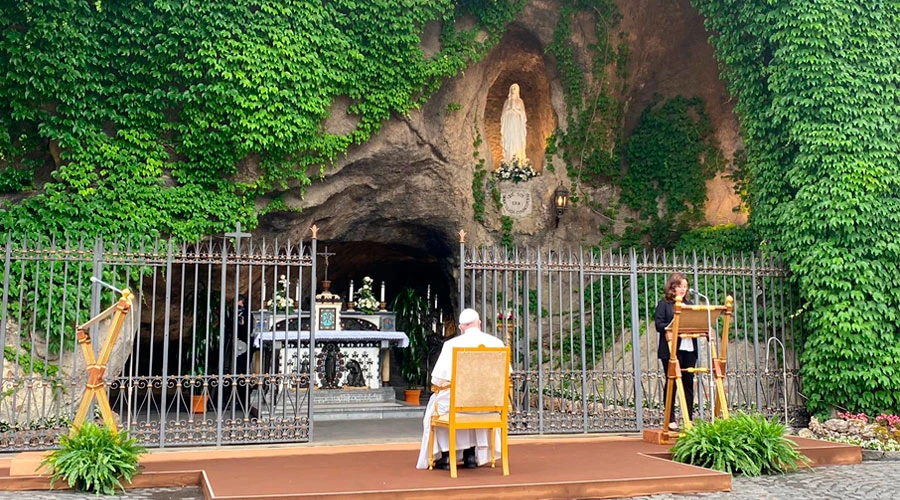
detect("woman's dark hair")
(663, 273), (689, 302)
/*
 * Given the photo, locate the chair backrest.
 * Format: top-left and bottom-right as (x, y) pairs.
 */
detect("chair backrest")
(450, 346), (510, 411)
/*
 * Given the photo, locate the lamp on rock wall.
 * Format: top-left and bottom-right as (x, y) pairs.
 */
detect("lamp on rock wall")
(554, 184), (569, 227)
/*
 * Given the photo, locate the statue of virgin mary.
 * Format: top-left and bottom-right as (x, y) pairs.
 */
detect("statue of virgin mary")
(500, 83), (527, 164)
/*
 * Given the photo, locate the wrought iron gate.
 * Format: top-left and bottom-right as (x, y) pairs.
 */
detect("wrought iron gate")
(0, 230), (317, 451)
(458, 242), (805, 434)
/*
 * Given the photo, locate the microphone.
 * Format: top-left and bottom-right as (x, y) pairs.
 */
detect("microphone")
(689, 288), (710, 306)
(90, 276), (125, 294)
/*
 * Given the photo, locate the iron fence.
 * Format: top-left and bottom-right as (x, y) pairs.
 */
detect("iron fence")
(459, 244), (804, 434)
(0, 230), (806, 450)
(0, 233), (317, 451)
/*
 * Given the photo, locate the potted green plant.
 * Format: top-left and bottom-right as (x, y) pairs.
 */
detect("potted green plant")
(391, 288), (430, 404)
(185, 330), (216, 414)
(670, 412), (810, 475)
(41, 422), (146, 495)
(188, 366), (208, 413)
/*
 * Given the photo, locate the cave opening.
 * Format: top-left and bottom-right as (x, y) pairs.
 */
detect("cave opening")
(319, 236), (457, 321)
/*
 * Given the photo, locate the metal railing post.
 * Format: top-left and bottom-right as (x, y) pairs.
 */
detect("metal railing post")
(160, 241), (173, 447)
(0, 234), (11, 379)
(308, 229), (318, 441)
(629, 249), (643, 430)
(752, 254), (762, 411)
(579, 247), (588, 432)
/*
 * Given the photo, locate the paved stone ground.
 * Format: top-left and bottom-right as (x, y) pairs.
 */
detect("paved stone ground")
(1, 461), (898, 499)
(0, 486), (204, 499)
(623, 461), (900, 500)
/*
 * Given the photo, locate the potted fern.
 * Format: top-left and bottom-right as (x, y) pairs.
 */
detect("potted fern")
(41, 422), (146, 495)
(670, 412), (810, 475)
(391, 287), (430, 404)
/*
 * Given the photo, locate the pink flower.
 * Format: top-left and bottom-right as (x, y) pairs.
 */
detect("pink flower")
(875, 414), (900, 429)
(837, 411), (868, 423)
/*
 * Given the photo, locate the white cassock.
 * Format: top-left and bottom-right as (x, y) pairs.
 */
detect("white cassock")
(416, 327), (506, 469)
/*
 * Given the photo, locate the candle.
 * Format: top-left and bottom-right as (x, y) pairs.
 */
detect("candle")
(349, 280), (354, 301)
(380, 281), (386, 302)
(426, 284), (431, 301)
(434, 294), (438, 309)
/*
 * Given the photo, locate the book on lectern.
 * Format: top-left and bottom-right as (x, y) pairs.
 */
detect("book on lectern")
(665, 306), (722, 331)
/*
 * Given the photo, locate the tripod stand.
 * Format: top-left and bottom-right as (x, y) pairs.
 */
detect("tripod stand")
(71, 287), (134, 434)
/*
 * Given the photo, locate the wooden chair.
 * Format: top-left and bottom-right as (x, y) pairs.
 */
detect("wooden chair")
(428, 346), (510, 478)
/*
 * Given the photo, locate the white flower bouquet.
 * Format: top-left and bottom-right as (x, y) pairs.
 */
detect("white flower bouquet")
(496, 157), (537, 183)
(355, 276), (379, 313)
(267, 275), (295, 310)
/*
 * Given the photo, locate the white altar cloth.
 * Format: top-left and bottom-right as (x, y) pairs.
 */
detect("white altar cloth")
(253, 330), (409, 348)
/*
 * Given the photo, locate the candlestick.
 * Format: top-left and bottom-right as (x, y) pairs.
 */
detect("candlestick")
(380, 281), (385, 302)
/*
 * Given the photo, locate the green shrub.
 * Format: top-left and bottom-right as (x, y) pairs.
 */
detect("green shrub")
(670, 413), (809, 476)
(674, 224), (759, 254)
(41, 422), (146, 495)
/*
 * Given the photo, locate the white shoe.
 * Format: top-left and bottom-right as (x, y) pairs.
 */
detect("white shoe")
(668, 422), (680, 431)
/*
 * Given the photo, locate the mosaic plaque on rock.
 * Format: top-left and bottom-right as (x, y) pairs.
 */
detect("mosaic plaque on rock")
(500, 188), (533, 218)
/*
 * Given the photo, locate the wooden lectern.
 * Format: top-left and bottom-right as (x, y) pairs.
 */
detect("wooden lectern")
(644, 294), (734, 445)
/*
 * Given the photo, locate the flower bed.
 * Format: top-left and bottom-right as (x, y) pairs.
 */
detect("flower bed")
(799, 412), (900, 458)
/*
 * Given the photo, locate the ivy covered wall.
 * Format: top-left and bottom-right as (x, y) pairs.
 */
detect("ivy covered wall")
(693, 0), (900, 414)
(6, 0), (897, 416)
(0, 0), (524, 240)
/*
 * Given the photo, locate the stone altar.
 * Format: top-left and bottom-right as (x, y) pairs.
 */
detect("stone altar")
(251, 311), (407, 389)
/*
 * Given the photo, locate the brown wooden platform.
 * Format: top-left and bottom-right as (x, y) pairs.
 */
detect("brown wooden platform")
(0, 435), (860, 499)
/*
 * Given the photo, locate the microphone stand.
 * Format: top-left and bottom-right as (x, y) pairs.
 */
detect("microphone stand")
(690, 288), (715, 421)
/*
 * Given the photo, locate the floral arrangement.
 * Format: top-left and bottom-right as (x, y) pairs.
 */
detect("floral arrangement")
(496, 157), (537, 183)
(497, 309), (514, 321)
(355, 276), (379, 313)
(267, 275), (295, 310)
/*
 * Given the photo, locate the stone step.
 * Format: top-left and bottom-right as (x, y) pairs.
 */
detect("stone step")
(251, 387), (427, 421)
(312, 401), (426, 421)
(309, 387), (398, 404)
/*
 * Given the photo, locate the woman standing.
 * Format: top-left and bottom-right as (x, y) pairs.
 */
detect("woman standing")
(655, 273), (697, 430)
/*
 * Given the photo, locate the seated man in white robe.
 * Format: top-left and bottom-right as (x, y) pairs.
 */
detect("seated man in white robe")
(416, 308), (506, 470)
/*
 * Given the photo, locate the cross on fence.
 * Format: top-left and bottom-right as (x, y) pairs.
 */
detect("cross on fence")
(226, 222), (252, 252)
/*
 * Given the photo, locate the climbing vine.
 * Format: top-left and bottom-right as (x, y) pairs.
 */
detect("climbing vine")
(622, 95), (723, 247)
(545, 0), (623, 201)
(472, 126), (488, 223)
(0, 0), (524, 241)
(693, 0), (900, 414)
(0, 0), (525, 357)
(472, 123), (504, 234)
(545, 1), (725, 248)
